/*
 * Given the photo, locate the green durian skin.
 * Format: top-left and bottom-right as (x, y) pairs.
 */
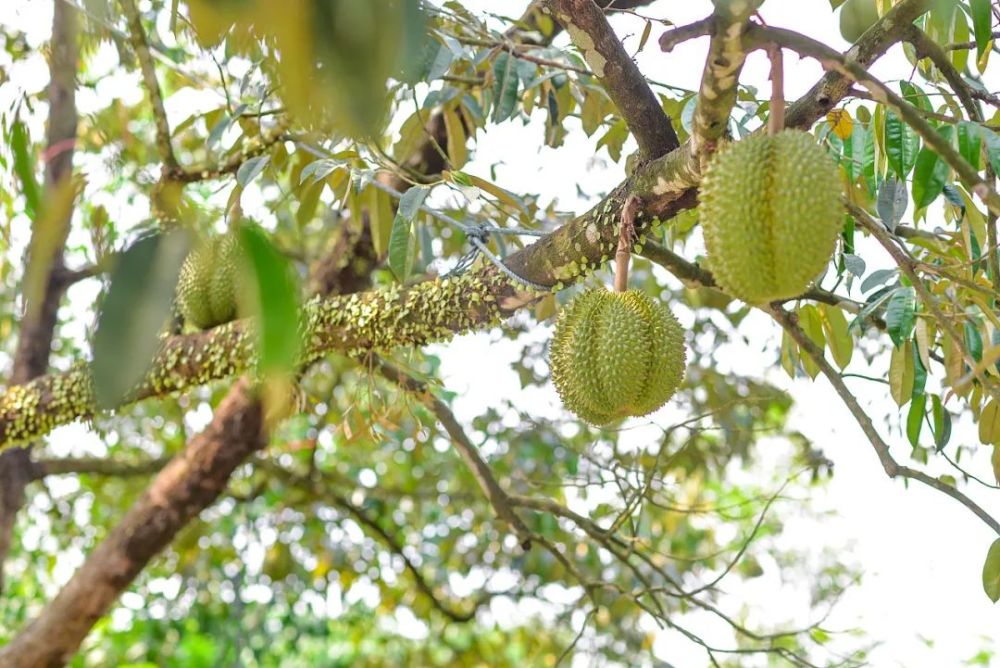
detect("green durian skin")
(549, 289), (687, 426)
(699, 130), (843, 305)
(176, 234), (243, 330)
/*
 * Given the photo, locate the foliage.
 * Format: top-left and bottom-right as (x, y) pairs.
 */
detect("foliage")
(0, 0), (999, 666)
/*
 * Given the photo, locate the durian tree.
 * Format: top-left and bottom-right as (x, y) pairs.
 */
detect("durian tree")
(0, 0), (999, 665)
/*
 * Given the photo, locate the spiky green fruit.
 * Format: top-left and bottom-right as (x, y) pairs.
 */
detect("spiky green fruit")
(176, 234), (243, 330)
(549, 289), (686, 425)
(699, 130), (842, 305)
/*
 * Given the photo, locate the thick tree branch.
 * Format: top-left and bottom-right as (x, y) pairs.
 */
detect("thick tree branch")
(0, 380), (266, 668)
(0, 153), (703, 450)
(28, 456), (170, 481)
(546, 0), (679, 159)
(783, 0), (933, 130)
(0, 0), (79, 597)
(689, 0), (759, 162)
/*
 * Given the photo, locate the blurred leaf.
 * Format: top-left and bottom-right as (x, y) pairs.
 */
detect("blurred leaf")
(957, 122), (981, 171)
(827, 109), (853, 140)
(970, 0), (992, 62)
(906, 392), (925, 447)
(885, 111), (918, 179)
(877, 176), (907, 230)
(979, 400), (1000, 445)
(238, 222), (301, 376)
(911, 126), (952, 209)
(10, 119), (40, 219)
(885, 287), (915, 347)
(236, 155), (270, 187)
(889, 341), (914, 407)
(389, 186), (429, 281)
(820, 304), (853, 369)
(983, 538), (1000, 603)
(92, 230), (191, 408)
(492, 52), (520, 123)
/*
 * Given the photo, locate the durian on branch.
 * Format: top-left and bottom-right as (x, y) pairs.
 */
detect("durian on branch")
(0, 156), (699, 450)
(0, 0), (933, 450)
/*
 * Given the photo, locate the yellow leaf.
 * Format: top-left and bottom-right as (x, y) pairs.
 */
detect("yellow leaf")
(820, 304), (853, 369)
(442, 105), (468, 170)
(889, 342), (914, 407)
(797, 305), (826, 379)
(827, 109), (854, 141)
(915, 318), (933, 371)
(993, 446), (1000, 485)
(780, 329), (799, 378)
(980, 400), (1000, 445)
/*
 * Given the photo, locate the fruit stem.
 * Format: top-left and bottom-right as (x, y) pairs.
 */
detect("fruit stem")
(614, 195), (640, 292)
(767, 44), (784, 136)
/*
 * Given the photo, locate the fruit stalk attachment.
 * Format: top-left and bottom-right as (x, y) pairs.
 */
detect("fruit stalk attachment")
(767, 43), (785, 136)
(614, 195), (641, 293)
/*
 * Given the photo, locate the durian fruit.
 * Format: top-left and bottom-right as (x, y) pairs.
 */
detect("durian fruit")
(549, 289), (686, 425)
(839, 0), (878, 43)
(699, 130), (842, 305)
(176, 233), (244, 329)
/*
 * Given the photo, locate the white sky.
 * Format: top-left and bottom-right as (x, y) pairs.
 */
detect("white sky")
(2, 0), (1000, 666)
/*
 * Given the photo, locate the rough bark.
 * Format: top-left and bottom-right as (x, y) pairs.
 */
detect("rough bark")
(0, 0), (78, 597)
(547, 0), (680, 158)
(0, 380), (265, 668)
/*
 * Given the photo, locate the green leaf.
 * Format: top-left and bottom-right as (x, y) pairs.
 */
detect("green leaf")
(983, 538), (1000, 603)
(970, 0), (992, 62)
(884, 111), (919, 179)
(877, 176), (908, 230)
(388, 186), (429, 281)
(931, 394), (951, 449)
(965, 321), (984, 362)
(982, 128), (1000, 176)
(236, 155), (270, 187)
(957, 122), (982, 171)
(238, 223), (301, 375)
(10, 119), (40, 220)
(906, 392), (925, 447)
(92, 231), (192, 409)
(491, 52), (520, 123)
(886, 287), (915, 348)
(912, 126), (952, 209)
(860, 268), (896, 293)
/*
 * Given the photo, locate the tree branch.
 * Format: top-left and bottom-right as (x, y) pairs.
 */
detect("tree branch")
(375, 359), (534, 550)
(121, 0), (177, 171)
(768, 306), (1000, 536)
(750, 23), (1000, 216)
(546, 0), (679, 159)
(689, 0), (759, 162)
(783, 0), (933, 129)
(0, 0), (79, 598)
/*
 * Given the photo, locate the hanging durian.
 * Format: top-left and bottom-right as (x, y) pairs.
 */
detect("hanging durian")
(175, 233), (244, 330)
(699, 130), (842, 305)
(549, 288), (686, 425)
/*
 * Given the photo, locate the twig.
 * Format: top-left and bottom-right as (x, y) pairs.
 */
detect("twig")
(375, 359), (534, 550)
(769, 306), (1000, 536)
(614, 195), (640, 291)
(121, 0), (178, 171)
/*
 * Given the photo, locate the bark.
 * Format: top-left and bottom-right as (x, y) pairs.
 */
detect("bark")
(0, 380), (265, 668)
(0, 0), (78, 597)
(547, 0), (679, 158)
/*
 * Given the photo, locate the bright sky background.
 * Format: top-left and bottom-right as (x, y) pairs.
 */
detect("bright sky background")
(2, 0), (1000, 666)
